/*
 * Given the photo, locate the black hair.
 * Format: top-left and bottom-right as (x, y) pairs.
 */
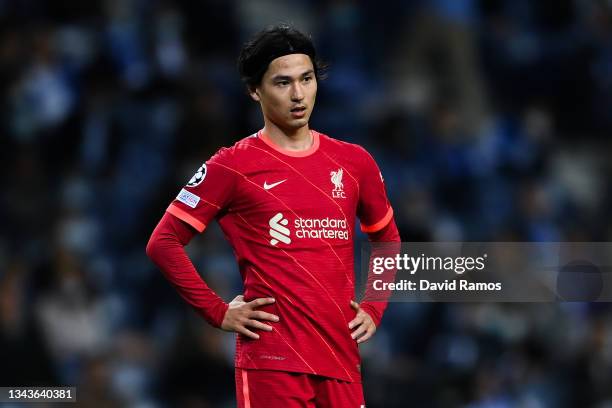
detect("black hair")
(237, 24), (327, 92)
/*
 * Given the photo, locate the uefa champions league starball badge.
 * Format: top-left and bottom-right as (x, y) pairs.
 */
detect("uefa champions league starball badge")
(187, 163), (207, 187)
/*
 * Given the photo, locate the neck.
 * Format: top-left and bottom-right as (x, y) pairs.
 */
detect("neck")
(263, 121), (312, 151)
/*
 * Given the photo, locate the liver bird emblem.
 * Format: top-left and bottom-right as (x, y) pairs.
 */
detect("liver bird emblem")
(330, 168), (344, 192)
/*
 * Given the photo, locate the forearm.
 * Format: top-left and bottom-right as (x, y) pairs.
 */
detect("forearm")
(360, 218), (400, 326)
(146, 212), (228, 327)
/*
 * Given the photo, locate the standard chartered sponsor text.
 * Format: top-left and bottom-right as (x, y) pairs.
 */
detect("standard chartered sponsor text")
(295, 217), (349, 240)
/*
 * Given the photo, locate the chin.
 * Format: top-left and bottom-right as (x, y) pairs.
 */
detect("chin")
(294, 116), (311, 126)
(283, 119), (308, 129)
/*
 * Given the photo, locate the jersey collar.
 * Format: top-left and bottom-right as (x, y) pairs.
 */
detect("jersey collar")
(258, 129), (320, 157)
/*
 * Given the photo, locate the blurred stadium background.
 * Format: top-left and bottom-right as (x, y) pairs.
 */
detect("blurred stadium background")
(1, 0), (611, 406)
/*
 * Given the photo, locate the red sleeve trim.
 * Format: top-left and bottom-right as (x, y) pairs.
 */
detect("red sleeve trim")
(360, 207), (394, 233)
(166, 204), (206, 233)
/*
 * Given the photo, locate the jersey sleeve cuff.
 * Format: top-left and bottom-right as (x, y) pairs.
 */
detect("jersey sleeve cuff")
(360, 207), (394, 233)
(359, 302), (384, 327)
(167, 204), (207, 233)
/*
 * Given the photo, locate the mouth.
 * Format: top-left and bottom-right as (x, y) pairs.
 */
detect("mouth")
(290, 106), (307, 118)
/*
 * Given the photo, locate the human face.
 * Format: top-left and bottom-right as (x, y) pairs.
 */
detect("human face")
(250, 53), (317, 133)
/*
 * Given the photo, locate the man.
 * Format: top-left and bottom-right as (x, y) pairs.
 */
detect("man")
(146, 24), (400, 407)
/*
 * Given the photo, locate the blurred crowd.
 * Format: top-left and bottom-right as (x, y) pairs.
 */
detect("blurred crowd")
(1, 0), (612, 407)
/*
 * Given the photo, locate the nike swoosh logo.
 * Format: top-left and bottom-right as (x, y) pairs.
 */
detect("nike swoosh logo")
(263, 179), (287, 190)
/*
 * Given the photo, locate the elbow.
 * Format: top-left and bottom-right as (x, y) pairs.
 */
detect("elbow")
(145, 233), (159, 263)
(368, 218), (400, 243)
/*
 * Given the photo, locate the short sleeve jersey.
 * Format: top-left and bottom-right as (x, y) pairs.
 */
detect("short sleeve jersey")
(167, 130), (393, 382)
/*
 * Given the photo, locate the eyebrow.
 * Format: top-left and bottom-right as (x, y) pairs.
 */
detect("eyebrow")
(271, 70), (315, 81)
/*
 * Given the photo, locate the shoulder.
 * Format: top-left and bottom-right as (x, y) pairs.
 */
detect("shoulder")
(318, 131), (377, 165)
(232, 133), (260, 152)
(208, 133), (259, 164)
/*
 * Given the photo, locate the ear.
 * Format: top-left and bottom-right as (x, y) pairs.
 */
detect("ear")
(249, 87), (261, 102)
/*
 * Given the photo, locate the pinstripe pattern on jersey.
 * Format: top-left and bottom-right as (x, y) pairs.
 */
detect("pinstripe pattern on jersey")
(210, 161), (351, 286)
(241, 144), (351, 226)
(236, 213), (354, 381)
(235, 212), (348, 322)
(320, 149), (360, 196)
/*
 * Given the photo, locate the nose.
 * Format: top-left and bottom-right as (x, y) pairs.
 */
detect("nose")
(290, 83), (304, 102)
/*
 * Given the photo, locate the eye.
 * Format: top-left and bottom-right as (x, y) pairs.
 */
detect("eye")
(276, 80), (289, 87)
(303, 76), (312, 83)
